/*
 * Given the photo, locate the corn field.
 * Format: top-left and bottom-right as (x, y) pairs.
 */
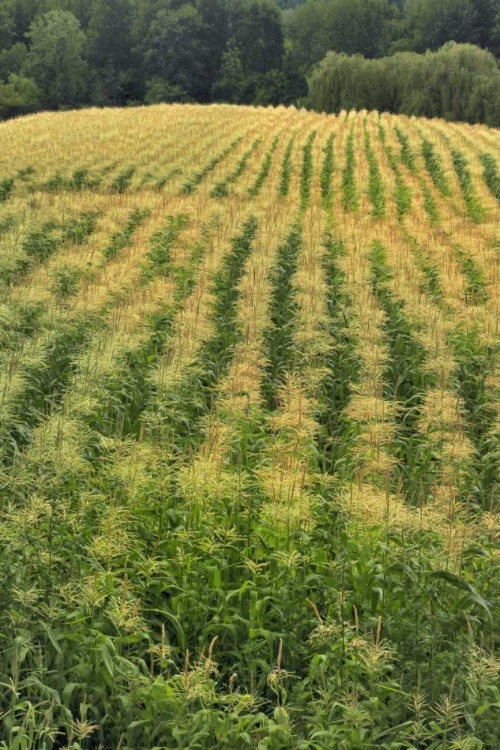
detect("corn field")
(1, 103), (500, 749)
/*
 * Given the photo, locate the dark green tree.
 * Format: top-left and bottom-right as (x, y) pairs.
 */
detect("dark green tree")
(86, 0), (138, 104)
(143, 3), (209, 100)
(232, 0), (284, 75)
(6, 0), (47, 44)
(470, 0), (497, 49)
(0, 41), (28, 80)
(307, 42), (500, 125)
(50, 0), (93, 28)
(144, 77), (188, 103)
(402, 0), (480, 52)
(22, 9), (87, 107)
(0, 71), (41, 118)
(0, 5), (14, 50)
(196, 0), (230, 90)
(212, 40), (246, 103)
(286, 0), (332, 69)
(251, 40), (307, 104)
(287, 0), (398, 70)
(326, 0), (398, 58)
(488, 2), (500, 56)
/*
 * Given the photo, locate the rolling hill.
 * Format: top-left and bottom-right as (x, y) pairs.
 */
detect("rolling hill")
(1, 103), (500, 748)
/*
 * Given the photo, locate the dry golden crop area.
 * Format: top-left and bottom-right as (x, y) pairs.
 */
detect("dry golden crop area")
(1, 103), (500, 749)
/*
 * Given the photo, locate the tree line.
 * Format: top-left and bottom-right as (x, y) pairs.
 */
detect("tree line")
(308, 43), (500, 125)
(1, 0), (500, 123)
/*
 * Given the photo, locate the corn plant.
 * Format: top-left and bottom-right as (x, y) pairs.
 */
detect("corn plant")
(394, 125), (416, 172)
(341, 124), (358, 211)
(102, 207), (150, 262)
(364, 122), (385, 218)
(320, 132), (335, 209)
(0, 104), (499, 750)
(248, 134), (278, 197)
(384, 144), (412, 220)
(451, 149), (485, 223)
(369, 241), (437, 500)
(211, 138), (261, 198)
(278, 134), (295, 197)
(480, 151), (500, 202)
(299, 130), (316, 212)
(422, 138), (451, 197)
(452, 243), (488, 306)
(420, 177), (441, 223)
(109, 165), (136, 193)
(262, 227), (302, 409)
(182, 137), (243, 194)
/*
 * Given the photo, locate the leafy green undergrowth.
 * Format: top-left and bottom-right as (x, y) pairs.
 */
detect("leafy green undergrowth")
(49, 266), (85, 302)
(260, 133), (320, 408)
(141, 214), (189, 282)
(0, 315), (99, 463)
(17, 165), (35, 182)
(395, 172), (412, 220)
(0, 299), (48, 353)
(70, 167), (102, 191)
(0, 214), (15, 236)
(152, 167), (182, 191)
(40, 167), (102, 193)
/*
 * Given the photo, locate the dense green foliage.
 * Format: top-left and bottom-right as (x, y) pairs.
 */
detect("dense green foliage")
(1, 0), (500, 121)
(307, 42), (500, 125)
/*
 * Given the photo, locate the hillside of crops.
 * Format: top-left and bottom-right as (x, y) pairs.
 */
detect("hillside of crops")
(1, 103), (500, 749)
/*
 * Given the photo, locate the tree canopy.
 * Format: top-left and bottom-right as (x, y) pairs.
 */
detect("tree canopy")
(0, 0), (500, 123)
(307, 42), (500, 125)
